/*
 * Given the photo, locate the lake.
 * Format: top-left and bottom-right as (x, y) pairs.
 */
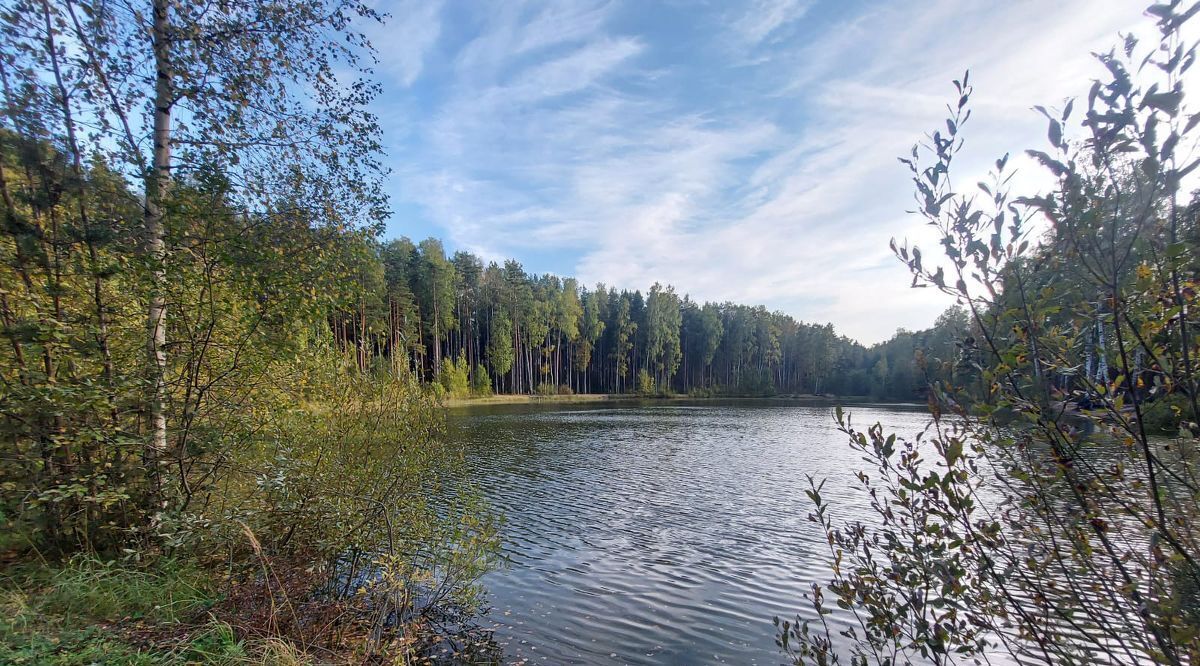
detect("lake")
(448, 400), (933, 665)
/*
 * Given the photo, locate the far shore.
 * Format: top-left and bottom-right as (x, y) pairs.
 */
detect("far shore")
(441, 392), (926, 409)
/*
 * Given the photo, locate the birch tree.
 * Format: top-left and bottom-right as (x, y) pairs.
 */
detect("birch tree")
(5, 0), (386, 514)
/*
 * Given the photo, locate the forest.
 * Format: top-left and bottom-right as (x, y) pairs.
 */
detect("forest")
(1, 0), (1199, 664)
(330, 236), (969, 400)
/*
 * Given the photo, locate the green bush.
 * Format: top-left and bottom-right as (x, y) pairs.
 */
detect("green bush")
(636, 369), (656, 397)
(437, 356), (472, 399)
(782, 22), (1200, 661)
(212, 345), (502, 622)
(471, 364), (493, 397)
(734, 368), (776, 397)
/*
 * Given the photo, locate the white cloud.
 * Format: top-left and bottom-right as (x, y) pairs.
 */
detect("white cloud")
(733, 0), (814, 45)
(385, 0), (1164, 343)
(372, 0), (444, 87)
(509, 36), (643, 99)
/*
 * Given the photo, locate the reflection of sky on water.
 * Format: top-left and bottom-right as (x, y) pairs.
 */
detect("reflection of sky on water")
(449, 402), (935, 664)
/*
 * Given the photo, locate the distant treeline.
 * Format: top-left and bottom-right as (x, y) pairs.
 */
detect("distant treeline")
(331, 237), (972, 399)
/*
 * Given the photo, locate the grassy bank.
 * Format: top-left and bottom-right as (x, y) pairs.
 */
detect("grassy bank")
(442, 392), (925, 408)
(441, 393), (619, 407)
(0, 554), (500, 665)
(0, 558), (250, 665)
(0, 556), (393, 665)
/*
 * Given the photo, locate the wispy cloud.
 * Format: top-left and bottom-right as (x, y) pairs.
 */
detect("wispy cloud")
(377, 0), (1153, 343)
(371, 0), (444, 87)
(732, 0), (814, 45)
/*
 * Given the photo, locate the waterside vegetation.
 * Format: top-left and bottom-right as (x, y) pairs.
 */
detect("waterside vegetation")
(779, 4), (1200, 664)
(0, 0), (499, 662)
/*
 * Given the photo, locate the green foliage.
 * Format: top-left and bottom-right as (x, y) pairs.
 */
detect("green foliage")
(636, 368), (656, 397)
(472, 364), (493, 396)
(0, 0), (392, 547)
(213, 345), (500, 606)
(337, 235), (963, 399)
(0, 0), (501, 661)
(644, 283), (683, 388)
(416, 238), (458, 375)
(734, 367), (776, 397)
(438, 356), (472, 399)
(0, 558), (227, 666)
(487, 311), (516, 380)
(1140, 392), (1194, 435)
(0, 132), (148, 553)
(614, 297), (638, 390)
(783, 9), (1200, 664)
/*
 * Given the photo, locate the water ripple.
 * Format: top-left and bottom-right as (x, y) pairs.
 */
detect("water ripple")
(450, 401), (933, 665)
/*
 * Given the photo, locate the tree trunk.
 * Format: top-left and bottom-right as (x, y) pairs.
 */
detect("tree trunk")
(432, 302), (441, 376)
(145, 0), (172, 482)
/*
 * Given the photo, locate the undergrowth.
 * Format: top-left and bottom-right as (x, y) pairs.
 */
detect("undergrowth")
(0, 556), (302, 665)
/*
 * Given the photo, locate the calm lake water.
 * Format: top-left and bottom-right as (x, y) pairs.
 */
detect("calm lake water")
(448, 401), (933, 665)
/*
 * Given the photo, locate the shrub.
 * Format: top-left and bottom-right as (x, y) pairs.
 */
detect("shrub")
(471, 364), (493, 397)
(1138, 392), (1192, 435)
(782, 18), (1200, 662)
(636, 369), (656, 397)
(194, 345), (502, 652)
(437, 356), (471, 399)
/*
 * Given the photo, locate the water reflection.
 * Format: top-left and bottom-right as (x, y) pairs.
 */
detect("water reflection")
(448, 401), (931, 665)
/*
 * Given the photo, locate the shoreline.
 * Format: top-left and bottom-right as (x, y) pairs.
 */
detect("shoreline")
(441, 393), (926, 409)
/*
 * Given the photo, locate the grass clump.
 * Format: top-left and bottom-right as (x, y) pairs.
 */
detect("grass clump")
(0, 557), (254, 665)
(36, 556), (212, 623)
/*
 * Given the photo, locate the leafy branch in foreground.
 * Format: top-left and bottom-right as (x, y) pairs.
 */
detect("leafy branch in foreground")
(780, 3), (1200, 664)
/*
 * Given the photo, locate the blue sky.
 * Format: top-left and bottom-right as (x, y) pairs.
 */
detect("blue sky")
(362, 0), (1148, 344)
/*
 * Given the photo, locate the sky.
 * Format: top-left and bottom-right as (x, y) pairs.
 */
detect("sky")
(363, 0), (1151, 344)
